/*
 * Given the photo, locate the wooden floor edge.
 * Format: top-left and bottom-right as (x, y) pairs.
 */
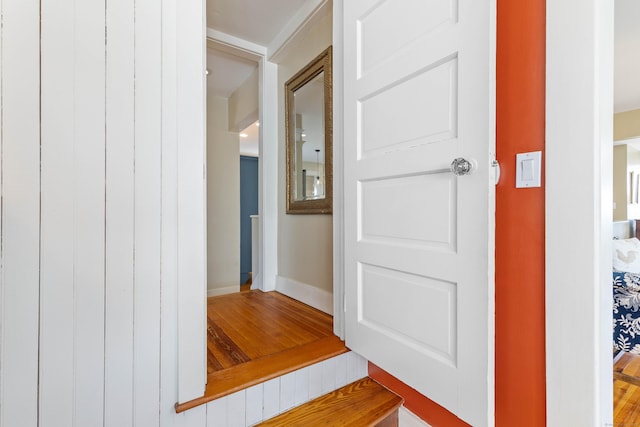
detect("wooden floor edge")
(175, 335), (347, 413)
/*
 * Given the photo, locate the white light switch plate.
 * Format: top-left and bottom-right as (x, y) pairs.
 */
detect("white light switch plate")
(516, 151), (542, 188)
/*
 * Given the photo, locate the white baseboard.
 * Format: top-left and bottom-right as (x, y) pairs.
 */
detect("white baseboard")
(207, 284), (240, 298)
(275, 275), (333, 315)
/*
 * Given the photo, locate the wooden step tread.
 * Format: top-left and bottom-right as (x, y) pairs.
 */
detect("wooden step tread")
(256, 377), (403, 427)
(176, 335), (348, 413)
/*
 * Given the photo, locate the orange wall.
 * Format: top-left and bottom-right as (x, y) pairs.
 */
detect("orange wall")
(495, 0), (546, 424)
(369, 0), (547, 425)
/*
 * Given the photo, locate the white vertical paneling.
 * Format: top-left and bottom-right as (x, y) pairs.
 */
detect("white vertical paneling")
(159, 0), (182, 421)
(0, 0), (40, 426)
(334, 353), (348, 389)
(134, 0), (162, 423)
(160, 1), (208, 425)
(245, 384), (264, 425)
(1, 0), (209, 423)
(206, 397), (228, 426)
(177, 0), (207, 403)
(227, 390), (247, 427)
(293, 367), (310, 406)
(200, 354), (372, 425)
(262, 378), (280, 420)
(308, 362), (323, 400)
(321, 357), (337, 394)
(39, 0), (76, 424)
(178, 406), (208, 427)
(105, 0), (135, 425)
(73, 1), (106, 425)
(158, 2), (208, 427)
(346, 351), (367, 384)
(279, 371), (297, 412)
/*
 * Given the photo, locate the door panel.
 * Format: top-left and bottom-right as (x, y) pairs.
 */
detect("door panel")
(360, 59), (458, 155)
(360, 174), (455, 246)
(358, 0), (457, 76)
(343, 0), (496, 425)
(359, 264), (457, 361)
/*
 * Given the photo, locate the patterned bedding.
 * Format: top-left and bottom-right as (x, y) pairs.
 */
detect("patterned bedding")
(614, 271), (640, 354)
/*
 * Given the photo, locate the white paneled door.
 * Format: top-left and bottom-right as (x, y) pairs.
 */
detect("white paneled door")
(343, 0), (496, 426)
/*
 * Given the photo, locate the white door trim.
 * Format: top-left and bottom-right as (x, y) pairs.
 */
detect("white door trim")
(204, 31), (278, 294)
(267, 0), (328, 61)
(332, 0), (345, 339)
(198, 0), (346, 362)
(174, 0), (207, 403)
(545, 0), (613, 425)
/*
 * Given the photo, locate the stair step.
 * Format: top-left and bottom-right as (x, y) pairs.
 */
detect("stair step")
(256, 377), (403, 427)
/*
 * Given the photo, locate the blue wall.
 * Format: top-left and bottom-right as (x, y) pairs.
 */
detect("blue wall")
(240, 156), (259, 284)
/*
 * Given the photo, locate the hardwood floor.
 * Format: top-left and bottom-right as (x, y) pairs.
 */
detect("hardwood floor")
(176, 290), (348, 412)
(615, 352), (640, 425)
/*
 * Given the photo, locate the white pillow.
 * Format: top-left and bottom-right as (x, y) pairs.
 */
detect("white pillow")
(613, 238), (640, 273)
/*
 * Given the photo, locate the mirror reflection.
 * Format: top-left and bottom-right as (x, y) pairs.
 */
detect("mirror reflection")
(293, 71), (325, 201)
(286, 46), (332, 214)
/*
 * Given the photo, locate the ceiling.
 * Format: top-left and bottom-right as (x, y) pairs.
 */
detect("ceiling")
(207, 49), (257, 98)
(207, 0), (640, 113)
(207, 0), (308, 47)
(207, 0), (314, 155)
(206, 0), (313, 98)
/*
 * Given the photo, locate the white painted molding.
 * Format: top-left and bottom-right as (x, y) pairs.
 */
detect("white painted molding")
(203, 30), (279, 298)
(275, 276), (333, 315)
(614, 136), (640, 146)
(176, 0), (207, 403)
(205, 28), (267, 59)
(332, 0), (345, 341)
(258, 59), (279, 292)
(267, 0), (328, 62)
(207, 285), (240, 298)
(545, 0), (613, 425)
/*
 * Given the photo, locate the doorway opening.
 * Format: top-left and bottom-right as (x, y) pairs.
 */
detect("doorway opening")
(611, 0), (640, 423)
(190, 0), (342, 411)
(206, 45), (258, 298)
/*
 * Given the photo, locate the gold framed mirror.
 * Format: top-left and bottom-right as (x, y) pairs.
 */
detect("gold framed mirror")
(285, 46), (332, 214)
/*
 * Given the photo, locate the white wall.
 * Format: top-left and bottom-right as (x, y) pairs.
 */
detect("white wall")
(546, 0), (614, 424)
(207, 95), (241, 295)
(0, 0), (209, 425)
(615, 108), (640, 141)
(229, 67), (259, 132)
(613, 145), (628, 221)
(613, 109), (640, 221)
(276, 8), (334, 299)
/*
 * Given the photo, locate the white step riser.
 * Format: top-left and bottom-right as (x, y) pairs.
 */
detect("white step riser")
(205, 351), (368, 426)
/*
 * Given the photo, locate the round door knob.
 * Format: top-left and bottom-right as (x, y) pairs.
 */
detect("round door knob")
(450, 158), (474, 176)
